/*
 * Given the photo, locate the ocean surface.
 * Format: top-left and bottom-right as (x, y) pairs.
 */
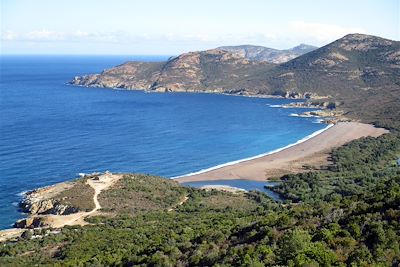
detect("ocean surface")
(0, 55), (326, 229)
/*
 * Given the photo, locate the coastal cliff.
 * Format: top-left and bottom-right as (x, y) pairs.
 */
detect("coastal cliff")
(14, 177), (96, 228)
(71, 49), (275, 94)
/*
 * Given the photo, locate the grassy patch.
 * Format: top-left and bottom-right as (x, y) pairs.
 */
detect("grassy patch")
(98, 174), (189, 214)
(54, 179), (95, 212)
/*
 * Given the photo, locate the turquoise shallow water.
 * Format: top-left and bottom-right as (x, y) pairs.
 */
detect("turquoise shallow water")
(0, 55), (325, 229)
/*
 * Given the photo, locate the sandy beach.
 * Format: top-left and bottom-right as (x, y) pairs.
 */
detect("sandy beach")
(200, 185), (247, 193)
(175, 122), (388, 182)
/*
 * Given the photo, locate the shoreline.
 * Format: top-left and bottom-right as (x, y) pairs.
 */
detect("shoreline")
(172, 123), (334, 179)
(0, 122), (389, 239)
(174, 122), (389, 183)
(69, 83), (319, 101)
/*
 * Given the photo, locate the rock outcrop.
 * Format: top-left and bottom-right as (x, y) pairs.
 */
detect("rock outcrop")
(19, 196), (79, 216)
(70, 61), (165, 90)
(217, 44), (318, 63)
(18, 181), (81, 217)
(70, 49), (275, 95)
(14, 217), (49, 229)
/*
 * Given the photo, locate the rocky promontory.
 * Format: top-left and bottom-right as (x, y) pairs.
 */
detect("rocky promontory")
(14, 176), (97, 228)
(19, 184), (76, 215)
(70, 49), (276, 95)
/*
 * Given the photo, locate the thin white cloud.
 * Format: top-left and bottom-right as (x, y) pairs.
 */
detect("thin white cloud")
(0, 29), (124, 43)
(72, 30), (89, 38)
(289, 21), (366, 42)
(1, 30), (19, 41)
(26, 29), (65, 41)
(0, 29), (279, 47)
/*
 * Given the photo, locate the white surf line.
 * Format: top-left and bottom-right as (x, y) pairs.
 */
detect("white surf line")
(171, 123), (334, 179)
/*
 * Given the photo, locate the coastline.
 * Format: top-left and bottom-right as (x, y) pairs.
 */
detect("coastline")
(172, 123), (334, 179)
(69, 83), (291, 99)
(0, 122), (389, 240)
(174, 122), (389, 183)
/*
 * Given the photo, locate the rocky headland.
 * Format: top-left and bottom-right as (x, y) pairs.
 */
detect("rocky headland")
(13, 173), (121, 229)
(70, 34), (400, 123)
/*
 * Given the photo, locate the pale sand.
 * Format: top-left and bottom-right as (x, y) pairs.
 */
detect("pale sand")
(167, 195), (189, 212)
(200, 185), (246, 193)
(175, 122), (388, 183)
(0, 228), (25, 242)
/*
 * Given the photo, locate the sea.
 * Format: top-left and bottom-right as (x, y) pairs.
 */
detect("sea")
(0, 55), (327, 229)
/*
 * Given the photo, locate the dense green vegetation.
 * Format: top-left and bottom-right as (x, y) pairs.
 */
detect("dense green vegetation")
(98, 174), (189, 214)
(1, 125), (399, 266)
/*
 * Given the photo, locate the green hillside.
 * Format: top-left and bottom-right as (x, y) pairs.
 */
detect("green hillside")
(244, 34), (400, 122)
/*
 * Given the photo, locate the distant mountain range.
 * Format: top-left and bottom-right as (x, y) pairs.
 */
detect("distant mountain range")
(70, 34), (400, 122)
(217, 44), (317, 63)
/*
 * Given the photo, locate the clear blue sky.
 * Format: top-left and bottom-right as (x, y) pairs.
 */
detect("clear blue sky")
(1, 0), (399, 55)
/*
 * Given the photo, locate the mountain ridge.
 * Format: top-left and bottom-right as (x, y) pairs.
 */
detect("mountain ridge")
(217, 43), (317, 63)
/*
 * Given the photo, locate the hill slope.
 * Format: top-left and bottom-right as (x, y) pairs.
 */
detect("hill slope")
(71, 49), (274, 94)
(217, 44), (317, 63)
(70, 34), (400, 122)
(241, 34), (400, 121)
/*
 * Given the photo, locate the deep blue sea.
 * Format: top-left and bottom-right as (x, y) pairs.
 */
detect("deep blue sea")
(0, 55), (326, 229)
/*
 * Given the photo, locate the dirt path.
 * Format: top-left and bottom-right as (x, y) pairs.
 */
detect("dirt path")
(34, 173), (122, 228)
(63, 173), (122, 226)
(0, 173), (122, 242)
(168, 195), (189, 212)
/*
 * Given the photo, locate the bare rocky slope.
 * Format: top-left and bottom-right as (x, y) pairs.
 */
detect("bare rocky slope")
(239, 34), (400, 121)
(217, 44), (317, 63)
(71, 49), (275, 94)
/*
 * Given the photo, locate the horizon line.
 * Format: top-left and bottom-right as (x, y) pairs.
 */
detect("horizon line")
(0, 53), (174, 56)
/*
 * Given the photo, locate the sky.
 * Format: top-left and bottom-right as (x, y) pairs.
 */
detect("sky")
(1, 0), (399, 55)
